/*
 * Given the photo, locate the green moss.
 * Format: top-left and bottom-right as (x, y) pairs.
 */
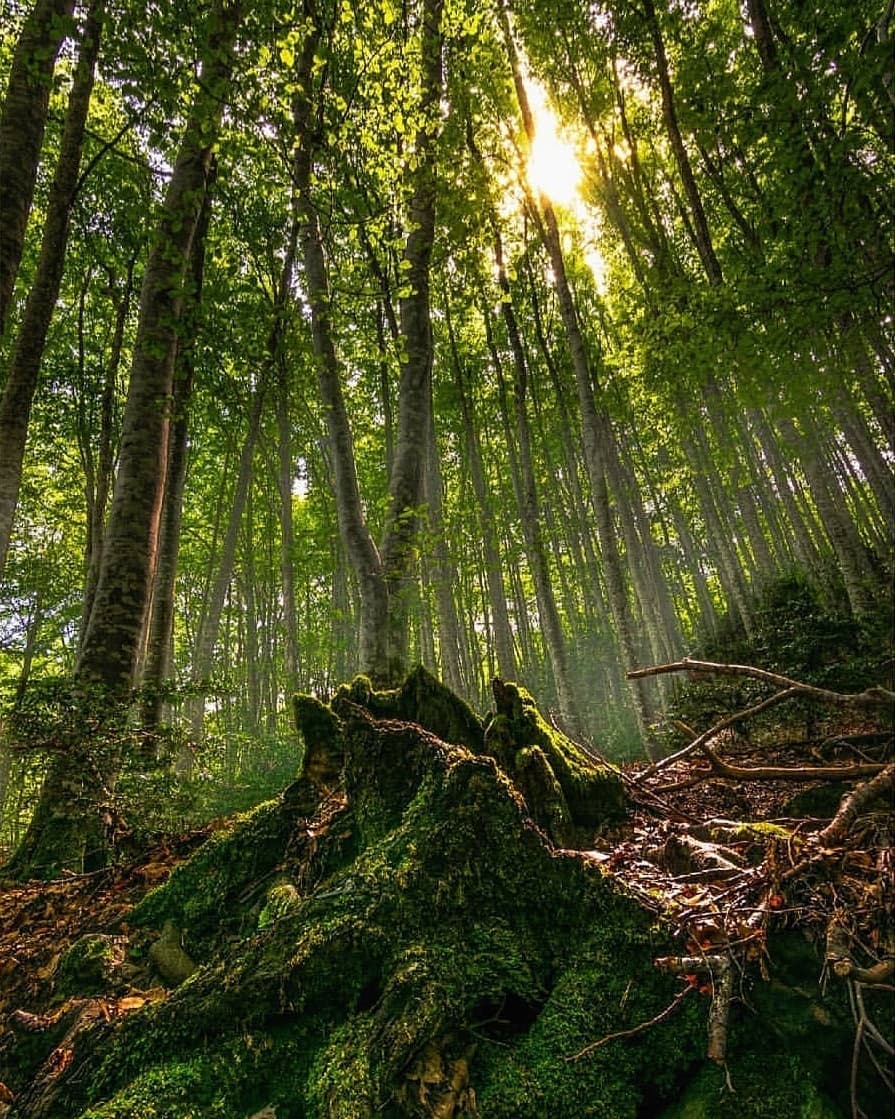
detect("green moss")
(337, 664), (485, 752)
(659, 1052), (843, 1119)
(130, 798), (297, 955)
(485, 680), (626, 840)
(79, 1023), (324, 1119)
(56, 934), (122, 998)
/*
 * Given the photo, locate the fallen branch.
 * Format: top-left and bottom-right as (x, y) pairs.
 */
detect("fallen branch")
(818, 763), (895, 846)
(565, 984), (694, 1062)
(638, 688), (801, 780)
(628, 658), (894, 710)
(693, 744), (885, 783)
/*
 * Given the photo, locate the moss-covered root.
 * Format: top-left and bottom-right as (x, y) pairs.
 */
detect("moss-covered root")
(334, 664), (486, 752)
(485, 679), (626, 842)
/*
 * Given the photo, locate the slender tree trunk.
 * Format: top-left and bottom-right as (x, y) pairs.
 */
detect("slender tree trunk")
(641, 0), (723, 286)
(141, 178), (215, 732)
(446, 298), (516, 680)
(274, 233), (301, 698)
(0, 2), (102, 578)
(7, 0), (241, 878)
(0, 0), (75, 335)
(293, 23), (389, 681)
(423, 401), (464, 695)
(79, 262), (135, 642)
(493, 236), (583, 735)
(378, 0), (445, 681)
(188, 383), (265, 744)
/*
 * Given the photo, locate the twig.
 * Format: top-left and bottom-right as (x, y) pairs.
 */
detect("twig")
(565, 984), (694, 1062)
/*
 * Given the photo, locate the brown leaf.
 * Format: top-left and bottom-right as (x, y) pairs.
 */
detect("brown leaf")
(117, 996), (147, 1012)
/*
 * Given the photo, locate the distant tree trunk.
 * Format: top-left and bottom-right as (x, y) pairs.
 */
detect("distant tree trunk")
(493, 233), (583, 736)
(641, 0), (722, 286)
(188, 383), (265, 750)
(241, 490), (262, 735)
(7, 0), (241, 878)
(423, 399), (464, 695)
(448, 303), (516, 680)
(378, 0), (445, 681)
(292, 20), (389, 682)
(0, 1), (102, 579)
(141, 177), (215, 733)
(79, 262), (135, 641)
(779, 415), (877, 616)
(273, 230), (301, 697)
(0, 0), (75, 336)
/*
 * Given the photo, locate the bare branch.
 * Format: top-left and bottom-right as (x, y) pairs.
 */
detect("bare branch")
(628, 657), (894, 709)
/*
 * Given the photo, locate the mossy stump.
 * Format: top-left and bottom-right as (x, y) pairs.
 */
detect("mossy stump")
(7, 672), (863, 1119)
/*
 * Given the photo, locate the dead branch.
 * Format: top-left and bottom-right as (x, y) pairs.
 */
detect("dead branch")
(639, 688), (802, 780)
(818, 763), (895, 846)
(693, 742), (886, 783)
(653, 954), (735, 1063)
(628, 658), (895, 710)
(565, 984), (694, 1062)
(706, 957), (734, 1065)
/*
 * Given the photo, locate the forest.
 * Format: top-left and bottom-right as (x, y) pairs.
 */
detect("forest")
(0, 0), (893, 1116)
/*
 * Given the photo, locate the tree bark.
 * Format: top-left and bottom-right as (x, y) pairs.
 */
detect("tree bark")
(7, 0), (241, 877)
(0, 0), (75, 336)
(0, 1), (102, 578)
(292, 15), (389, 682)
(448, 302), (516, 681)
(378, 0), (445, 681)
(141, 176), (215, 733)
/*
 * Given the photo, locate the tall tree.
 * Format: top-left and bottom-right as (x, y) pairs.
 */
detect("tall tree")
(0, 1), (102, 578)
(0, 0), (75, 335)
(8, 0), (242, 876)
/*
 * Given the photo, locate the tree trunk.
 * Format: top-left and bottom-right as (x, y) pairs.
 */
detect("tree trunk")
(0, 1), (102, 578)
(448, 309), (516, 681)
(188, 383), (265, 745)
(292, 20), (389, 682)
(423, 402), (465, 695)
(641, 0), (723, 286)
(7, 0), (241, 878)
(378, 0), (445, 682)
(493, 234), (583, 736)
(141, 177), (215, 732)
(0, 0), (75, 336)
(79, 262), (135, 642)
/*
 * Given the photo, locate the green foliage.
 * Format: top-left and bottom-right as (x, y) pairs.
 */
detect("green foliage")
(671, 570), (894, 738)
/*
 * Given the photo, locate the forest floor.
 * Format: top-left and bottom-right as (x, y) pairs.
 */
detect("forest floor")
(0, 680), (892, 1118)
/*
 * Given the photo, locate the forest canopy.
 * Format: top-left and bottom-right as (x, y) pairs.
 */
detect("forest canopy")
(0, 0), (892, 868)
(0, 2), (893, 1116)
